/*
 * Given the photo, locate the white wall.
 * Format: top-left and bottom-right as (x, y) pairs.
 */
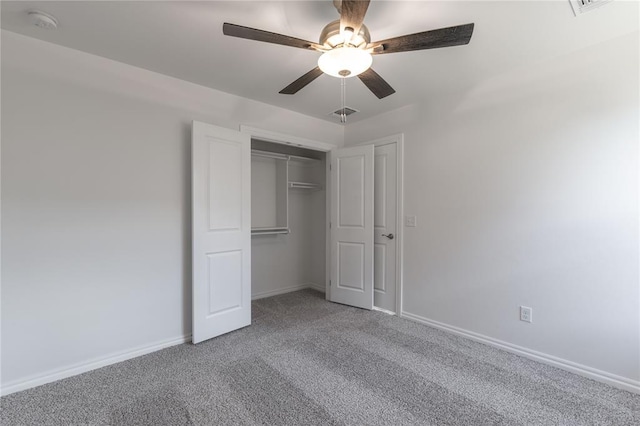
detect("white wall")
(345, 32), (639, 386)
(0, 30), (342, 391)
(307, 164), (328, 287)
(3, 23), (638, 394)
(252, 157), (327, 298)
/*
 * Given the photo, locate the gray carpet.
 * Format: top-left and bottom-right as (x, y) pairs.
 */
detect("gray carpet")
(1, 289), (639, 425)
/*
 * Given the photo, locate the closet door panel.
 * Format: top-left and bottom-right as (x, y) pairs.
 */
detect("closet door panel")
(192, 121), (251, 344)
(329, 145), (374, 310)
(208, 140), (243, 230)
(337, 155), (366, 228)
(372, 143), (397, 312)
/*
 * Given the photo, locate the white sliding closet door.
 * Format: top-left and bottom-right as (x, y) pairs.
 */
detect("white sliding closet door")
(192, 121), (251, 344)
(329, 145), (375, 310)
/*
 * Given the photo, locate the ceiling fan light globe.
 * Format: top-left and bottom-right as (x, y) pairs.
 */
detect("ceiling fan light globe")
(318, 47), (373, 79)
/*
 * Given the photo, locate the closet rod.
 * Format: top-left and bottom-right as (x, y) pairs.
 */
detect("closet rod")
(288, 182), (322, 190)
(251, 150), (289, 161)
(251, 228), (290, 236)
(251, 150), (319, 163)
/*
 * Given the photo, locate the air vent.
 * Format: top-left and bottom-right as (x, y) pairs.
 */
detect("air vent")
(331, 107), (358, 118)
(569, 0), (613, 16)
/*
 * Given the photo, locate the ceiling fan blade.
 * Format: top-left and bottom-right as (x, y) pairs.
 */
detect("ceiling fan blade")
(279, 67), (324, 95)
(371, 23), (474, 54)
(358, 68), (395, 99)
(340, 0), (370, 36)
(223, 23), (323, 51)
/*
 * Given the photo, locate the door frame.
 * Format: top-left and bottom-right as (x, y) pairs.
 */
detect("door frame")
(240, 126), (336, 153)
(238, 126), (404, 315)
(357, 134), (405, 316)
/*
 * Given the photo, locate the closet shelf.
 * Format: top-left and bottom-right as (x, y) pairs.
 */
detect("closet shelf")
(288, 181), (322, 191)
(288, 155), (321, 164)
(251, 150), (289, 161)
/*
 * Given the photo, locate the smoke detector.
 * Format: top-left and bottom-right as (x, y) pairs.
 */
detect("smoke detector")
(28, 10), (58, 30)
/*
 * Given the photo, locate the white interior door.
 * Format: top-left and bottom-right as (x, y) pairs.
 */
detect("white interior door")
(329, 145), (374, 309)
(192, 121), (251, 344)
(373, 143), (397, 312)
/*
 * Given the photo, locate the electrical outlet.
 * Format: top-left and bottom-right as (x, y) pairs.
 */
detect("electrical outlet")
(520, 306), (532, 323)
(405, 215), (417, 227)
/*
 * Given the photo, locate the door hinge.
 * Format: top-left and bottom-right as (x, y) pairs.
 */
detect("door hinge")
(329, 221), (332, 229)
(330, 280), (332, 286)
(330, 163), (332, 171)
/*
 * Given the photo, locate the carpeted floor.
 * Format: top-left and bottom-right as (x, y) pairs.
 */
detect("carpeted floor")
(1, 289), (639, 425)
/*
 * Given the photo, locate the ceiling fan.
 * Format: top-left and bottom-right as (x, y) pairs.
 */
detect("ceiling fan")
(223, 0), (474, 99)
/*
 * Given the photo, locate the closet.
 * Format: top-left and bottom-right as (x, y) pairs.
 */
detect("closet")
(191, 121), (401, 344)
(250, 139), (327, 300)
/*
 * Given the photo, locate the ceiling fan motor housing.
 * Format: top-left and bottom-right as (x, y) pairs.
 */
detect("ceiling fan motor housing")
(319, 19), (371, 48)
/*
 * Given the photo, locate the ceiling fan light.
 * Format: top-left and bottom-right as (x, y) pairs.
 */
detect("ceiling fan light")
(318, 47), (373, 78)
(326, 33), (343, 47)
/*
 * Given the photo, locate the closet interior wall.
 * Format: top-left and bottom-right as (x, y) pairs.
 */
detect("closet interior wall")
(250, 139), (327, 299)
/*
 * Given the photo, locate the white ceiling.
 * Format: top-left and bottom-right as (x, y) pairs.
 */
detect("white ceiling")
(1, 1), (638, 124)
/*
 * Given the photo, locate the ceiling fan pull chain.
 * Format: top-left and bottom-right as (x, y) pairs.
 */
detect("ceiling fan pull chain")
(341, 77), (347, 124)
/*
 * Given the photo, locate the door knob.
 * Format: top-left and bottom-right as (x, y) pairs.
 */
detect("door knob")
(382, 233), (394, 240)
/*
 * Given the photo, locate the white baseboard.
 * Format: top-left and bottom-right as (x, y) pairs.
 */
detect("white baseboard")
(400, 311), (640, 394)
(4, 285), (326, 396)
(251, 284), (310, 300)
(251, 282), (325, 300)
(0, 334), (191, 397)
(306, 282), (326, 293)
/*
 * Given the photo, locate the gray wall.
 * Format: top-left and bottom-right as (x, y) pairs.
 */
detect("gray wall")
(0, 30), (342, 390)
(345, 32), (639, 384)
(2, 24), (638, 393)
